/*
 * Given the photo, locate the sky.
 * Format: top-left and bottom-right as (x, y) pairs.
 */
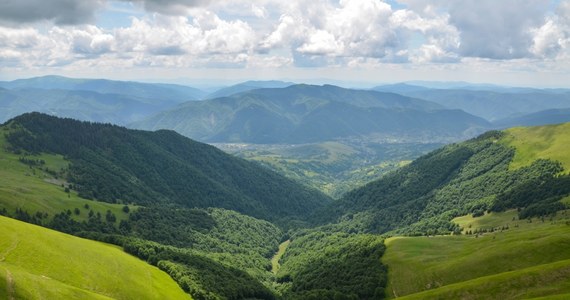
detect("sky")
(1, 0), (570, 87)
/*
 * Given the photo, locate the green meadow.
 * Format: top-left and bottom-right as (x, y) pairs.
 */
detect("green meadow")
(502, 122), (570, 172)
(384, 210), (570, 299)
(0, 216), (190, 300)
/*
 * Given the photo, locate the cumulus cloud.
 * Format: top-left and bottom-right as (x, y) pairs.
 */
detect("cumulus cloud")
(446, 0), (550, 59)
(2, 0), (570, 74)
(0, 0), (103, 26)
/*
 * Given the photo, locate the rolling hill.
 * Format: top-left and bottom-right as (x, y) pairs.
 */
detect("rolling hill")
(3, 113), (331, 222)
(131, 84), (490, 144)
(0, 216), (190, 300)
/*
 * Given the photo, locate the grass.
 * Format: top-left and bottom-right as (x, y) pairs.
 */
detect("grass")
(501, 122), (570, 172)
(0, 216), (190, 300)
(0, 130), (134, 224)
(271, 240), (291, 275)
(396, 259), (570, 300)
(454, 209), (520, 233)
(383, 210), (570, 299)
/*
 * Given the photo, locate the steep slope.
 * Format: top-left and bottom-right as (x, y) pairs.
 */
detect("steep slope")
(320, 123), (570, 235)
(0, 216), (190, 300)
(3, 113), (331, 222)
(131, 84), (489, 144)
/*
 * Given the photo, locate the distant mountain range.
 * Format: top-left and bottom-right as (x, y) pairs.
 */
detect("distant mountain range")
(205, 80), (295, 99)
(0, 75), (206, 101)
(493, 108), (570, 128)
(130, 84), (489, 144)
(0, 76), (207, 124)
(373, 85), (570, 121)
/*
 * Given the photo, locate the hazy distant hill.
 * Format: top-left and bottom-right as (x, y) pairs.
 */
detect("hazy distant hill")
(4, 113), (331, 221)
(131, 84), (489, 144)
(206, 80), (295, 99)
(0, 75), (206, 102)
(394, 89), (570, 121)
(493, 108), (570, 128)
(0, 76), (208, 125)
(0, 88), (178, 124)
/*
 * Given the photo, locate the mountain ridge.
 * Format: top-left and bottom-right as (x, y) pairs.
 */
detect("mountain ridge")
(131, 84), (490, 144)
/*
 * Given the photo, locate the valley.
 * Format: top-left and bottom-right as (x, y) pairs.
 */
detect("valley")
(3, 1), (570, 298)
(0, 81), (569, 299)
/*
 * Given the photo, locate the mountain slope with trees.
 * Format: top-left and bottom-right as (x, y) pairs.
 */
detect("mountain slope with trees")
(3, 113), (331, 222)
(319, 124), (570, 235)
(131, 84), (489, 144)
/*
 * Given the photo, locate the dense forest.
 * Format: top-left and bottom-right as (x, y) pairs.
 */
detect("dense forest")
(4, 113), (331, 222)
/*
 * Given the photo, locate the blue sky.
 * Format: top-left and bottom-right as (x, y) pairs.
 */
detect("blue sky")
(1, 0), (569, 87)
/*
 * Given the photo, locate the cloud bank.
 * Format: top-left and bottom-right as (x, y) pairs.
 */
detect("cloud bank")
(1, 0), (569, 81)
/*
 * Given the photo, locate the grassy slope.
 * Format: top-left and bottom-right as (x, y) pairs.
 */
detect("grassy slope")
(0, 131), (133, 223)
(0, 216), (190, 300)
(383, 210), (570, 299)
(502, 122), (570, 172)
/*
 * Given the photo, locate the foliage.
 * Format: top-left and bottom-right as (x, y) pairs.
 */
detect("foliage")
(122, 238), (275, 300)
(320, 130), (570, 235)
(4, 112), (331, 222)
(278, 229), (387, 299)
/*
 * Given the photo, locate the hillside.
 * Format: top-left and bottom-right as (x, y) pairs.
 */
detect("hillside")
(3, 113), (331, 222)
(320, 122), (570, 235)
(502, 122), (570, 172)
(130, 84), (490, 144)
(383, 210), (570, 299)
(0, 216), (190, 300)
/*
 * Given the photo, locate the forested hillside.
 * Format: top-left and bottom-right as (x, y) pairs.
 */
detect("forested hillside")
(320, 126), (570, 235)
(3, 113), (330, 222)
